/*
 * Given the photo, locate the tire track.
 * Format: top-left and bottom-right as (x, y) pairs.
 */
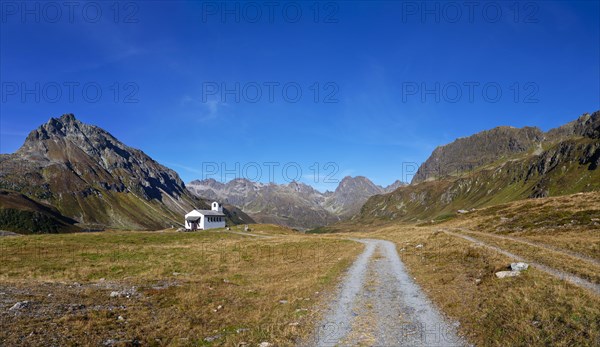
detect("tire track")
(444, 230), (600, 296)
(454, 228), (600, 267)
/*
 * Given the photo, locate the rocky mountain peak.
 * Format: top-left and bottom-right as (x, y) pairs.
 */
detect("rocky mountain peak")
(38, 113), (84, 138)
(412, 125), (545, 184)
(335, 176), (381, 194)
(186, 175), (393, 228)
(1, 114), (254, 230)
(384, 180), (406, 193)
(547, 111), (600, 140)
(8, 114), (188, 210)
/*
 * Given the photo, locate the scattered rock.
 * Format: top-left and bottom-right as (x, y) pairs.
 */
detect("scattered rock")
(66, 304), (86, 313)
(500, 217), (510, 222)
(288, 322), (300, 327)
(415, 244), (423, 249)
(457, 210), (469, 214)
(511, 262), (529, 271)
(237, 342), (248, 347)
(203, 334), (222, 342)
(9, 301), (30, 312)
(109, 287), (137, 298)
(236, 328), (249, 334)
(103, 339), (118, 346)
(474, 278), (482, 285)
(259, 342), (273, 347)
(278, 300), (288, 304)
(117, 315), (125, 321)
(495, 271), (521, 279)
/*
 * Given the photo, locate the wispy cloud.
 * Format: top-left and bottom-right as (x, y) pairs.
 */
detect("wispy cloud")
(179, 95), (228, 122)
(164, 162), (203, 175)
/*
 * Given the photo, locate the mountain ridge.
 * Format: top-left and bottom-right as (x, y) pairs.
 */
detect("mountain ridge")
(0, 114), (254, 232)
(354, 111), (600, 225)
(187, 176), (405, 229)
(411, 112), (600, 184)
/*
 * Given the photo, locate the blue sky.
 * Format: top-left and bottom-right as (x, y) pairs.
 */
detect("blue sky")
(1, 0), (599, 191)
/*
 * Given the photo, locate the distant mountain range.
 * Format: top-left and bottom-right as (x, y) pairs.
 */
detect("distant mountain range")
(355, 111), (600, 224)
(187, 177), (404, 229)
(0, 114), (253, 233)
(2, 110), (598, 234)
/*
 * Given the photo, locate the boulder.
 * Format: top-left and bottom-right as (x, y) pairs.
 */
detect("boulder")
(511, 262), (529, 271)
(9, 301), (30, 311)
(495, 271), (521, 279)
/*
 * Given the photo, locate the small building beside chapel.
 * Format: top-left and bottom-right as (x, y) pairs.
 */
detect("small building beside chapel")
(184, 202), (226, 231)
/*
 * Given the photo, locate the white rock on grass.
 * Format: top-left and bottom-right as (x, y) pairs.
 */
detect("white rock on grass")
(110, 291), (120, 298)
(259, 343), (273, 347)
(203, 334), (222, 342)
(511, 262), (529, 271)
(495, 271), (521, 279)
(109, 287), (137, 298)
(9, 301), (29, 311)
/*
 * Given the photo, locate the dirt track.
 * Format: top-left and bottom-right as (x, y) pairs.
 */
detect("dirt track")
(444, 230), (600, 296)
(304, 239), (465, 347)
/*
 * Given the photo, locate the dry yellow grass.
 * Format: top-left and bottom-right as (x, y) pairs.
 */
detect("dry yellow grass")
(0, 225), (362, 346)
(2, 192), (598, 346)
(329, 224), (600, 346)
(446, 191), (600, 260)
(448, 228), (600, 284)
(324, 193), (600, 346)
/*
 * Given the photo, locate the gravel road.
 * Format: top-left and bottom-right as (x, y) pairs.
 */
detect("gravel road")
(304, 239), (465, 347)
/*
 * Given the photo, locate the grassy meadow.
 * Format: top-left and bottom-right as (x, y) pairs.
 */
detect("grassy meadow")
(0, 224), (362, 346)
(2, 193), (599, 346)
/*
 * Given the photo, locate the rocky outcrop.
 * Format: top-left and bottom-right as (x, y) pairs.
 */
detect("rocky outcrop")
(412, 126), (545, 184)
(546, 111), (600, 140)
